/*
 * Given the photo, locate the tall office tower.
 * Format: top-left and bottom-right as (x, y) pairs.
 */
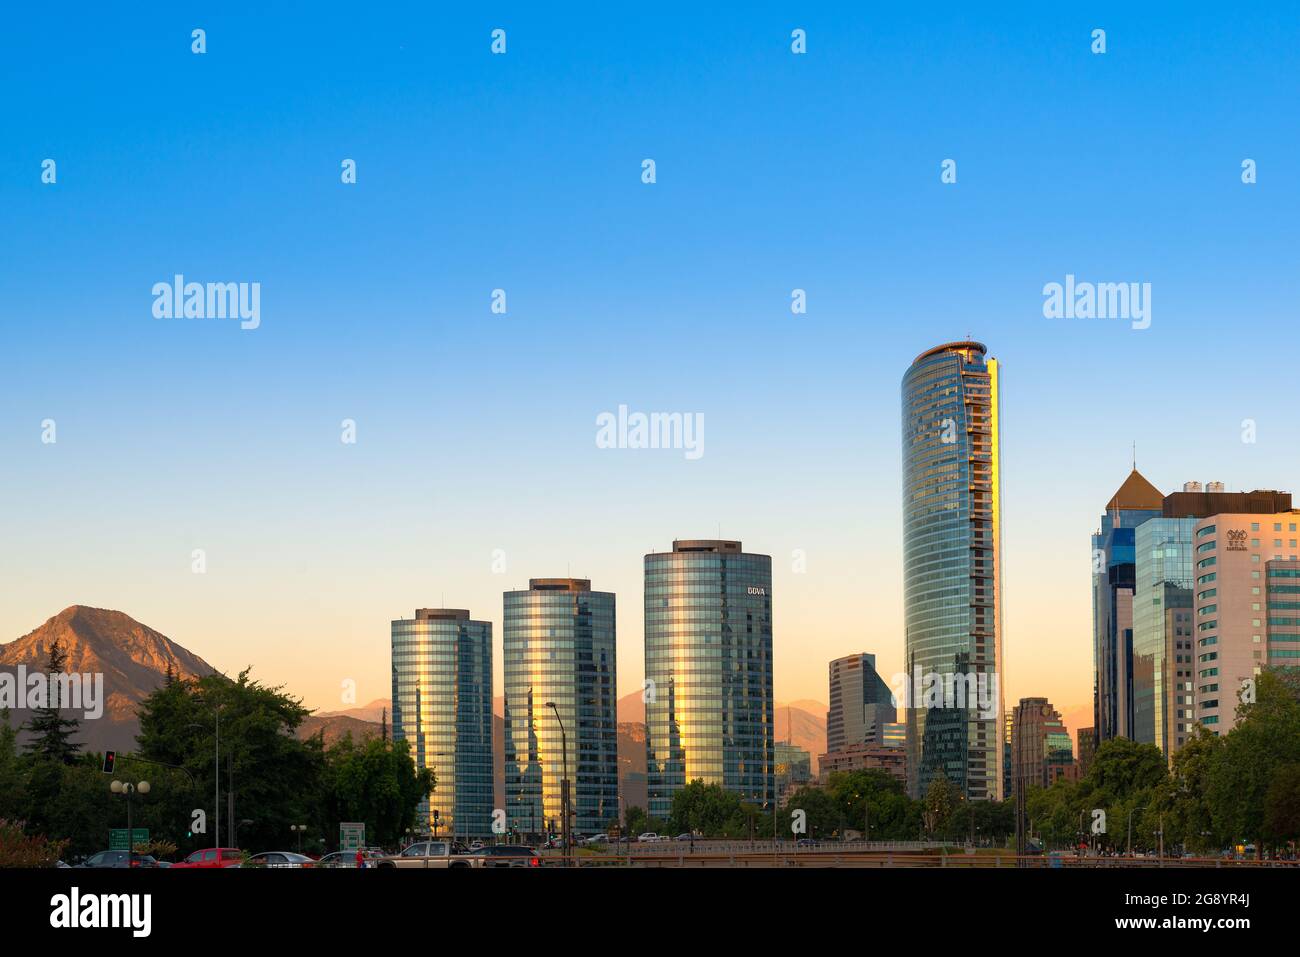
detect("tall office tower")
(1132, 511), (1198, 758)
(390, 608), (493, 838)
(1010, 697), (1074, 793)
(826, 653), (897, 752)
(901, 341), (1004, 801)
(1192, 511), (1300, 733)
(644, 540), (774, 819)
(1123, 484), (1292, 749)
(1092, 469), (1164, 744)
(502, 579), (618, 837)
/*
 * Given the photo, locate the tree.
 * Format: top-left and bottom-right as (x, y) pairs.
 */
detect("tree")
(22, 638), (82, 764)
(1263, 764), (1300, 845)
(923, 775), (958, 837)
(320, 732), (432, 848)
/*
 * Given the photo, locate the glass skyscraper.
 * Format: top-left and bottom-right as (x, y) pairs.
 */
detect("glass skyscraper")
(1091, 470), (1164, 744)
(644, 540), (774, 819)
(826, 652), (897, 752)
(1132, 517), (1197, 758)
(390, 608), (494, 839)
(503, 579), (618, 837)
(901, 341), (1003, 801)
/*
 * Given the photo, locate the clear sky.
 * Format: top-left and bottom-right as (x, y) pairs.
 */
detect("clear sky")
(2, 3), (1298, 734)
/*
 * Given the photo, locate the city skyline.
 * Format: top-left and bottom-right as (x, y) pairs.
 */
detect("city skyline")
(6, 6), (1299, 744)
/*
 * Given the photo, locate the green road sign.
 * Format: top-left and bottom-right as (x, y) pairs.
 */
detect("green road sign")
(109, 828), (150, 851)
(339, 822), (365, 851)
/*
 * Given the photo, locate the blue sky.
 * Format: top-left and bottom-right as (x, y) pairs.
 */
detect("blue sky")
(2, 3), (1298, 727)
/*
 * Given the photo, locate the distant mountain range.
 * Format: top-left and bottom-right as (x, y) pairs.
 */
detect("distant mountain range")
(0, 606), (216, 753)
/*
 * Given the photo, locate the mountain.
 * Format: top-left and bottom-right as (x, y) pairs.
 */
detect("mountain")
(315, 698), (391, 724)
(297, 714), (383, 747)
(0, 606), (217, 754)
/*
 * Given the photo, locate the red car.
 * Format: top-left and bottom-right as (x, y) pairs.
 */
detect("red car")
(171, 847), (243, 868)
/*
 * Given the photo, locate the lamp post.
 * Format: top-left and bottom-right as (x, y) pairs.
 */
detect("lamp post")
(545, 701), (569, 866)
(290, 824), (307, 854)
(110, 780), (150, 867)
(188, 704), (222, 849)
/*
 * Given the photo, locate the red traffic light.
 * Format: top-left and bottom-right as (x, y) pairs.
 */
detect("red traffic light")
(102, 750), (116, 774)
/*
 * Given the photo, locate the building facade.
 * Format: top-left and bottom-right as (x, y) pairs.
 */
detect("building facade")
(826, 653), (897, 753)
(901, 341), (1004, 800)
(503, 579), (618, 837)
(1192, 512), (1300, 733)
(1092, 470), (1164, 744)
(1010, 697), (1073, 793)
(390, 608), (494, 838)
(644, 540), (774, 818)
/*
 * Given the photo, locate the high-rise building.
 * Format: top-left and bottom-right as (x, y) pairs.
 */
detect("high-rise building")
(1265, 559), (1300, 670)
(644, 539), (774, 818)
(390, 608), (494, 838)
(826, 653), (897, 752)
(1010, 697), (1073, 793)
(503, 578), (618, 837)
(901, 341), (1004, 801)
(1192, 511), (1300, 733)
(1076, 727), (1096, 775)
(1125, 483), (1293, 756)
(1132, 515), (1197, 758)
(1092, 470), (1164, 744)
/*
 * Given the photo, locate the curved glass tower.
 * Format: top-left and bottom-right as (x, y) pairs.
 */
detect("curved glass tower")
(390, 608), (494, 839)
(644, 540), (774, 819)
(901, 342), (1004, 801)
(503, 579), (618, 837)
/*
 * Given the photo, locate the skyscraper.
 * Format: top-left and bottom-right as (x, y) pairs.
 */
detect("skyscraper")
(1092, 469), (1164, 744)
(826, 653), (897, 752)
(901, 341), (1004, 801)
(390, 608), (494, 838)
(644, 540), (774, 818)
(1010, 697), (1074, 794)
(502, 579), (618, 837)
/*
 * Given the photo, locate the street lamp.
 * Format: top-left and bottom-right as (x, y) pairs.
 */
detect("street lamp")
(110, 780), (150, 868)
(545, 701), (570, 866)
(188, 704), (223, 849)
(290, 824), (308, 853)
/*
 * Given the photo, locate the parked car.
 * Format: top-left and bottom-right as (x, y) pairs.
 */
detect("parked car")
(316, 849), (383, 869)
(240, 851), (316, 868)
(170, 847), (244, 868)
(636, 832), (659, 843)
(78, 850), (160, 868)
(374, 840), (475, 869)
(469, 845), (540, 868)
(674, 833), (692, 842)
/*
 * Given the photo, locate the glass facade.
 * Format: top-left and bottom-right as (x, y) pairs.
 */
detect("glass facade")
(390, 609), (494, 839)
(1132, 518), (1196, 759)
(644, 540), (774, 819)
(1090, 470), (1163, 743)
(901, 342), (1003, 801)
(503, 579), (618, 837)
(1267, 560), (1300, 669)
(826, 652), (897, 753)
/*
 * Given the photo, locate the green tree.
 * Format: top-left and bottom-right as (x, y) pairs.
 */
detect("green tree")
(320, 732), (433, 848)
(923, 775), (958, 837)
(21, 638), (82, 764)
(1263, 764), (1300, 844)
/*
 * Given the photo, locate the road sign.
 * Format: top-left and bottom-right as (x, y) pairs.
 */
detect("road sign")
(339, 822), (366, 851)
(109, 828), (149, 851)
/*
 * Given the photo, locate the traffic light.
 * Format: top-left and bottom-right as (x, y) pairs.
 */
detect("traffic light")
(102, 750), (116, 774)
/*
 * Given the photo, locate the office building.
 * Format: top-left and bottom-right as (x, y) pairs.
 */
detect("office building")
(503, 579), (618, 836)
(1010, 697), (1073, 793)
(827, 653), (897, 752)
(644, 539), (774, 818)
(390, 608), (494, 838)
(901, 341), (1004, 800)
